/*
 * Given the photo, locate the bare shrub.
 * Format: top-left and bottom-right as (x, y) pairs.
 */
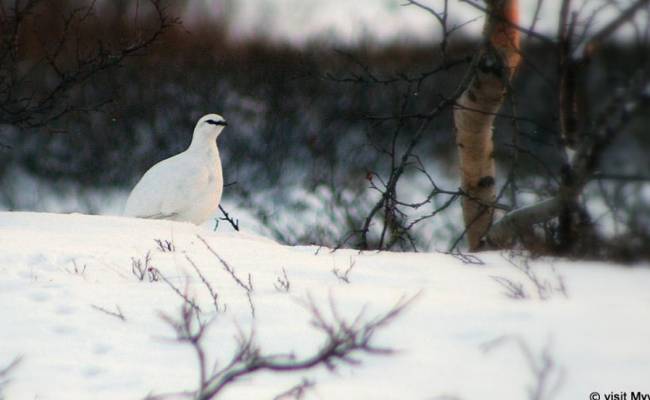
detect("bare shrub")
(491, 253), (568, 301)
(131, 251), (159, 282)
(0, 0), (177, 134)
(148, 294), (416, 399)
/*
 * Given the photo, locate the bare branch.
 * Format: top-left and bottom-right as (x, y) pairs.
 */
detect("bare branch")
(0, 356), (22, 399)
(214, 205), (240, 232)
(131, 251), (158, 282)
(492, 253), (568, 300)
(481, 335), (565, 400)
(584, 0), (650, 55)
(197, 235), (255, 317)
(195, 294), (417, 400)
(272, 379), (315, 400)
(185, 255), (226, 314)
(91, 304), (126, 321)
(155, 239), (175, 252)
(197, 235), (253, 292)
(157, 270), (202, 315)
(274, 268), (291, 293)
(332, 257), (355, 284)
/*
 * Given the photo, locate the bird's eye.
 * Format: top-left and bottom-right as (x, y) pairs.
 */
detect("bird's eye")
(206, 119), (227, 126)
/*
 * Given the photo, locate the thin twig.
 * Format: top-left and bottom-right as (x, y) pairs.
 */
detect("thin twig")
(91, 304), (126, 321)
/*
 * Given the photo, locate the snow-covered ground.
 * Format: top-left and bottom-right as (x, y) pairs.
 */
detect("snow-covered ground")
(1, 211), (649, 399)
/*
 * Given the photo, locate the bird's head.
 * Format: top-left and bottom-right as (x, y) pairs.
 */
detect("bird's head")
(193, 113), (228, 143)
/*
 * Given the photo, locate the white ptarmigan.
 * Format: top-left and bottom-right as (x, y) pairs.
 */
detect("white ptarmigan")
(124, 114), (227, 224)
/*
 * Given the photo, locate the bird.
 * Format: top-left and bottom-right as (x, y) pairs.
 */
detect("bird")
(124, 113), (227, 225)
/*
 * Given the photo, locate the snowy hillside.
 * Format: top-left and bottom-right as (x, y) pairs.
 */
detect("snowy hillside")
(1, 212), (649, 399)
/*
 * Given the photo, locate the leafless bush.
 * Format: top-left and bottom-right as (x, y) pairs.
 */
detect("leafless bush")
(135, 247), (226, 315)
(131, 251), (159, 282)
(322, 0), (650, 257)
(274, 268), (291, 293)
(149, 294), (415, 400)
(481, 335), (565, 400)
(0, 0), (178, 135)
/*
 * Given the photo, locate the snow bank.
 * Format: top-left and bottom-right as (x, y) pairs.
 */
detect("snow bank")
(1, 212), (649, 399)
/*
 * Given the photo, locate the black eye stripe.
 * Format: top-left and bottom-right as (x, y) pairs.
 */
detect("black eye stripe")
(206, 119), (226, 126)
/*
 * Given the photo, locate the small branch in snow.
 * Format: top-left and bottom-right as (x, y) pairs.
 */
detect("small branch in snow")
(493, 253), (568, 301)
(91, 304), (126, 321)
(245, 291), (256, 319)
(131, 251), (158, 282)
(158, 302), (211, 399)
(274, 268), (291, 293)
(197, 235), (253, 292)
(213, 205), (240, 232)
(197, 235), (255, 318)
(154, 239), (175, 252)
(439, 250), (485, 265)
(272, 378), (315, 400)
(65, 260), (87, 276)
(481, 335), (565, 400)
(490, 276), (529, 300)
(185, 255), (226, 314)
(332, 257), (355, 284)
(156, 270), (202, 316)
(0, 356), (22, 397)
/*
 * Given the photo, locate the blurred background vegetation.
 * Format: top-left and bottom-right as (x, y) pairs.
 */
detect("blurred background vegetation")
(1, 0), (648, 254)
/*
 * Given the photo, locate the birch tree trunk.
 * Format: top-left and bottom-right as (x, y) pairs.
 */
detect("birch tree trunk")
(454, 0), (521, 251)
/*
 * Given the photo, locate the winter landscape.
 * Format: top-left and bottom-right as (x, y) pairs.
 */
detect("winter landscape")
(1, 211), (650, 400)
(1, 1), (650, 399)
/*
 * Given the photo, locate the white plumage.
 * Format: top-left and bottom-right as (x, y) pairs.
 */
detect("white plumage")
(124, 114), (227, 224)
